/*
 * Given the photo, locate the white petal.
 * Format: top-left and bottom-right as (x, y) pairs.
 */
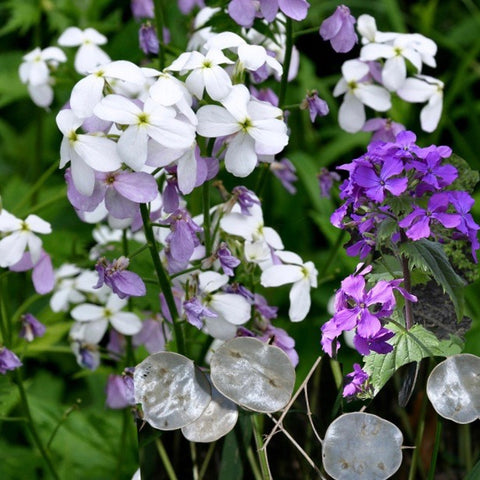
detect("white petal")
(0, 233), (27, 267)
(74, 135), (122, 172)
(260, 265), (303, 287)
(28, 83), (53, 108)
(238, 44), (267, 71)
(75, 44), (111, 75)
(288, 279), (311, 322)
(420, 92), (443, 133)
(93, 94), (141, 124)
(110, 312), (143, 335)
(185, 69), (206, 99)
(341, 60), (370, 82)
(70, 155), (96, 196)
(25, 215), (51, 234)
(56, 108), (83, 136)
(117, 125), (148, 170)
(205, 31), (246, 50)
(177, 148), (197, 194)
(357, 14), (378, 43)
(338, 93), (366, 133)
(203, 316), (238, 340)
(70, 320), (108, 344)
(355, 84), (391, 111)
(382, 56), (406, 91)
(397, 77), (436, 103)
(26, 232), (42, 264)
(203, 67), (232, 101)
(196, 105), (239, 137)
(275, 250), (302, 265)
(263, 227), (284, 250)
(106, 294), (128, 312)
(360, 43), (394, 61)
(41, 46), (67, 63)
(71, 303), (104, 321)
(225, 133), (257, 177)
(147, 118), (196, 149)
(83, 28), (107, 45)
(70, 75), (105, 119)
(221, 85), (250, 121)
(210, 293), (251, 325)
(199, 271), (228, 293)
(58, 27), (84, 46)
(220, 212), (258, 241)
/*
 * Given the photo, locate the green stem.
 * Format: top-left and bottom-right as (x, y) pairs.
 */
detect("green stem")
(198, 441), (216, 480)
(426, 418), (442, 480)
(47, 401), (80, 449)
(152, 0), (166, 70)
(140, 204), (186, 355)
(293, 26), (321, 38)
(11, 294), (42, 327)
(27, 190), (67, 216)
(15, 369), (60, 480)
(278, 17), (293, 108)
(115, 410), (130, 480)
(203, 181), (212, 257)
(129, 244), (149, 259)
(190, 441), (199, 480)
(408, 391), (428, 480)
(251, 415), (271, 480)
(155, 437), (178, 480)
(460, 423), (472, 472)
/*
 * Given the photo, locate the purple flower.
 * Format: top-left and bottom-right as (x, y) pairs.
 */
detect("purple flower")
(343, 363), (369, 398)
(320, 5), (358, 53)
(362, 118), (405, 143)
(353, 327), (395, 355)
(106, 370), (135, 409)
(354, 158), (408, 203)
(277, 0), (310, 21)
(228, 0), (260, 28)
(217, 243), (241, 276)
(107, 330), (126, 360)
(133, 317), (170, 353)
(318, 167), (340, 198)
(72, 342), (100, 370)
(259, 325), (299, 366)
(0, 347), (22, 374)
(254, 293), (278, 320)
(9, 249), (54, 294)
(95, 256), (146, 299)
(271, 158), (298, 194)
(131, 0), (154, 19)
(178, 0), (205, 14)
(302, 91), (329, 122)
(183, 297), (217, 329)
(232, 186), (260, 215)
(139, 23), (159, 55)
(162, 177), (180, 213)
(399, 193), (461, 241)
(19, 313), (46, 342)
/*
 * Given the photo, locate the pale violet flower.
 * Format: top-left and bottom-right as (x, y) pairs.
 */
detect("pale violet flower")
(93, 94), (196, 171)
(0, 210), (51, 268)
(197, 84), (288, 177)
(333, 59), (391, 133)
(71, 294), (142, 344)
(19, 47), (66, 107)
(58, 27), (111, 74)
(56, 109), (122, 196)
(260, 250), (317, 322)
(197, 271), (251, 340)
(167, 49), (233, 101)
(397, 74), (444, 132)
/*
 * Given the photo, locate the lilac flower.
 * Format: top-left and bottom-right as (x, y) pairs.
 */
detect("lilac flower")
(107, 330), (125, 360)
(301, 91), (329, 122)
(131, 0), (154, 19)
(399, 193), (461, 241)
(133, 317), (170, 353)
(162, 177), (180, 214)
(320, 5), (358, 53)
(9, 249), (55, 295)
(71, 342), (100, 370)
(106, 369), (135, 409)
(250, 86), (279, 106)
(178, 0), (205, 14)
(408, 150), (457, 193)
(139, 23), (159, 55)
(362, 118), (405, 143)
(318, 167), (340, 198)
(353, 327), (394, 355)
(254, 293), (278, 320)
(0, 347), (22, 374)
(232, 186), (261, 215)
(354, 157), (408, 203)
(271, 158), (298, 194)
(19, 314), (46, 342)
(95, 256), (146, 299)
(227, 0), (261, 28)
(183, 297), (218, 329)
(343, 363), (369, 398)
(259, 325), (299, 366)
(216, 243), (241, 276)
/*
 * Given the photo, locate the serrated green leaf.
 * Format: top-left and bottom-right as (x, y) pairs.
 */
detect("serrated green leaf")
(400, 239), (465, 319)
(364, 323), (463, 393)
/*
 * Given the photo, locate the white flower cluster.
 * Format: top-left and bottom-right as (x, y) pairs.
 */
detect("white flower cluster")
(334, 14), (443, 133)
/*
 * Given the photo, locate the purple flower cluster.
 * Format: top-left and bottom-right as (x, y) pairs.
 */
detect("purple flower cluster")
(321, 264), (415, 358)
(332, 131), (480, 260)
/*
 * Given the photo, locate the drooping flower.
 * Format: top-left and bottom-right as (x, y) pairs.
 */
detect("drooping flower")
(0, 347), (22, 374)
(106, 369), (135, 409)
(139, 23), (159, 55)
(343, 363), (369, 398)
(19, 313), (46, 342)
(320, 5), (358, 53)
(183, 297), (218, 329)
(270, 158), (298, 194)
(301, 90), (329, 122)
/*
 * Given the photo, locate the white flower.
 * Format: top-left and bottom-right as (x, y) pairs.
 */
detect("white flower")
(333, 59), (391, 133)
(197, 84), (288, 177)
(167, 49), (233, 101)
(93, 94), (196, 171)
(0, 210), (51, 268)
(56, 109), (122, 195)
(58, 27), (110, 74)
(396, 74), (443, 132)
(260, 251), (317, 322)
(198, 271), (251, 340)
(71, 294), (142, 343)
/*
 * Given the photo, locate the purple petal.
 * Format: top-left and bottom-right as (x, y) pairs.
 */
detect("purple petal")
(279, 0), (309, 21)
(228, 0), (256, 27)
(114, 171), (158, 203)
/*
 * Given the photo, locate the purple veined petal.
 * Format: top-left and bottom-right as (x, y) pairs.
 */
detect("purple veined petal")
(105, 189), (139, 219)
(112, 271), (146, 297)
(319, 7), (344, 40)
(113, 171), (158, 203)
(356, 310), (381, 338)
(332, 308), (359, 332)
(385, 176), (408, 196)
(405, 215), (431, 240)
(340, 274), (366, 303)
(278, 0), (309, 21)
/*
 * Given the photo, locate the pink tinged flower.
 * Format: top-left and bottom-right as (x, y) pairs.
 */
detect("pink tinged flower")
(216, 243), (241, 276)
(0, 210), (51, 268)
(354, 157), (408, 202)
(396, 75), (444, 132)
(0, 347), (22, 374)
(197, 84), (288, 177)
(320, 5), (358, 53)
(139, 23), (159, 55)
(19, 313), (46, 342)
(228, 0), (258, 28)
(343, 363), (369, 398)
(58, 27), (110, 75)
(106, 370), (135, 409)
(167, 49), (233, 101)
(56, 109), (122, 196)
(71, 294), (143, 344)
(131, 0), (154, 19)
(94, 94), (196, 171)
(9, 249), (55, 294)
(95, 256), (146, 299)
(333, 59), (391, 133)
(260, 250), (318, 322)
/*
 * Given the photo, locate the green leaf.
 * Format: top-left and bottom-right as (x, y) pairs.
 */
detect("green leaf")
(465, 458), (480, 480)
(0, 0), (40, 36)
(364, 323), (463, 394)
(400, 239), (465, 319)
